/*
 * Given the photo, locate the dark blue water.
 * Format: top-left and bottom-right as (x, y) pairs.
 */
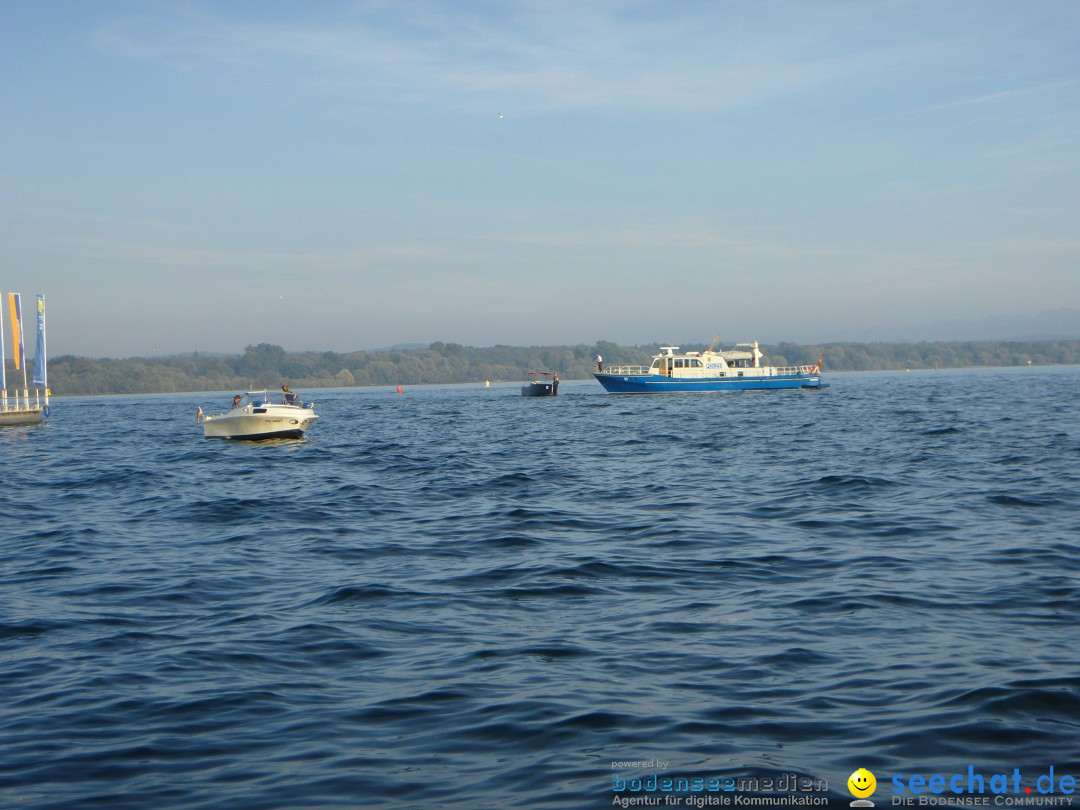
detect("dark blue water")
(3, 368), (1079, 809)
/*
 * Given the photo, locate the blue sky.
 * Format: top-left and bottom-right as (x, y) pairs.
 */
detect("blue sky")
(2, 1), (1079, 357)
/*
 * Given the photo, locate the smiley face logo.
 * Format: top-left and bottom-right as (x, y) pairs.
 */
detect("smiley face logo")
(848, 768), (877, 798)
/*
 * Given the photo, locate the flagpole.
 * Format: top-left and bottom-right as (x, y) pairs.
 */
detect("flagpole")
(0, 289), (6, 412)
(42, 294), (48, 412)
(40, 294), (48, 414)
(19, 298), (28, 409)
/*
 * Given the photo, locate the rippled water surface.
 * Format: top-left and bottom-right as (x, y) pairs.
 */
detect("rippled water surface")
(3, 368), (1079, 808)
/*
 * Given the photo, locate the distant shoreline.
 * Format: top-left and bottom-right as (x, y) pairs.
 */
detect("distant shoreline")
(36, 338), (1080, 396)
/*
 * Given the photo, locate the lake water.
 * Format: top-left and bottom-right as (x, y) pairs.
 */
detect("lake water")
(2, 367), (1079, 808)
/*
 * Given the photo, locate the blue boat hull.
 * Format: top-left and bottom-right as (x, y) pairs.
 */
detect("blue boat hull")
(594, 372), (825, 393)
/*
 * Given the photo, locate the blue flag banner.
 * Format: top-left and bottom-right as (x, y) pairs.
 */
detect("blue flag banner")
(33, 295), (47, 387)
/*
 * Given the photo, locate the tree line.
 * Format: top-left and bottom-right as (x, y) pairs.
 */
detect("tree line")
(37, 338), (1080, 396)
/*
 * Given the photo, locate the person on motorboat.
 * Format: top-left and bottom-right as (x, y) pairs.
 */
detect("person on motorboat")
(232, 394), (243, 408)
(282, 384), (300, 405)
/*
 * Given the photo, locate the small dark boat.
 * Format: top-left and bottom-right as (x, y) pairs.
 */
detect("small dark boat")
(522, 371), (559, 397)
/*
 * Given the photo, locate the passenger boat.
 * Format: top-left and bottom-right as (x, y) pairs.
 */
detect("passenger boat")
(200, 390), (318, 439)
(521, 371), (559, 397)
(594, 340), (824, 393)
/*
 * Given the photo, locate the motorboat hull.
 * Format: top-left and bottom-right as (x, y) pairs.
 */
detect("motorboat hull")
(203, 413), (317, 439)
(522, 381), (558, 397)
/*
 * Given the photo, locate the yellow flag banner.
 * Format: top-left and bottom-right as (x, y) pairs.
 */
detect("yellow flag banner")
(8, 292), (24, 371)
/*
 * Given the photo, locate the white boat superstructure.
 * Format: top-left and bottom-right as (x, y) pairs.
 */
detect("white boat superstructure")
(200, 390), (318, 440)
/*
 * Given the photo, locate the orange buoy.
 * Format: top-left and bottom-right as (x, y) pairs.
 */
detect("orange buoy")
(396, 385), (403, 394)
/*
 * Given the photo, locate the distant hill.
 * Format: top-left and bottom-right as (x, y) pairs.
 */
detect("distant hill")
(850, 308), (1080, 343)
(370, 342), (429, 351)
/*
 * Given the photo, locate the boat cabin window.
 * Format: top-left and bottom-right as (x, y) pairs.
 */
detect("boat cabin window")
(674, 359), (685, 368)
(689, 359), (702, 368)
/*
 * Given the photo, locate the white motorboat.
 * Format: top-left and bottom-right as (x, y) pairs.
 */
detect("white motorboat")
(200, 390), (318, 440)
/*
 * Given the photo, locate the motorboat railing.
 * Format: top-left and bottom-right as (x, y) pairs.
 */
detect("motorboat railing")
(602, 364), (651, 375)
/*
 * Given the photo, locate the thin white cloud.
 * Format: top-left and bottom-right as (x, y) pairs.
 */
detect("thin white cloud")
(47, 233), (461, 275)
(856, 78), (1080, 128)
(88, 0), (969, 114)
